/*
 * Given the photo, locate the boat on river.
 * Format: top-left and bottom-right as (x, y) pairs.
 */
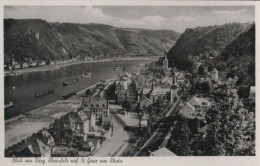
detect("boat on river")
(80, 72), (91, 78)
(34, 90), (54, 98)
(5, 102), (14, 109)
(62, 78), (79, 86)
(5, 71), (19, 77)
(113, 66), (120, 71)
(62, 92), (76, 100)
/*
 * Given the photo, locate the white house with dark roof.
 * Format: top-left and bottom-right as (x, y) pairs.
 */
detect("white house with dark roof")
(139, 114), (148, 128)
(77, 110), (90, 134)
(179, 102), (196, 118)
(249, 86), (255, 100)
(150, 87), (170, 103)
(24, 139), (51, 157)
(82, 97), (110, 124)
(188, 96), (211, 109)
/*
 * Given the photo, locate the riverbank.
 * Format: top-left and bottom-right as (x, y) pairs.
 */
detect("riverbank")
(5, 79), (113, 149)
(4, 56), (157, 76)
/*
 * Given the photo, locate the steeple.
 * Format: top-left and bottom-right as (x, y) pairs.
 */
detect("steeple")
(164, 50), (168, 61)
(163, 50), (168, 69)
(151, 78), (154, 90)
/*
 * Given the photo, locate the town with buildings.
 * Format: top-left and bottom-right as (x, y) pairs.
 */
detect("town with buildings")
(5, 46), (255, 157)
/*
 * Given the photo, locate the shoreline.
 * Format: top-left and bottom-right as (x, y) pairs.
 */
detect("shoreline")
(4, 56), (157, 75)
(5, 79), (111, 123)
(5, 78), (113, 148)
(5, 56), (154, 121)
(4, 57), (152, 149)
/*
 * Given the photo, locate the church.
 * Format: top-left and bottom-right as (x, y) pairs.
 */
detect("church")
(148, 51), (169, 75)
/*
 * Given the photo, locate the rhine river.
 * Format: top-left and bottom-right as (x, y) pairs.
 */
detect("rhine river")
(4, 59), (152, 120)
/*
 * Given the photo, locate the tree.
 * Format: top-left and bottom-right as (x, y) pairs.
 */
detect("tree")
(168, 117), (192, 156)
(204, 85), (255, 156)
(201, 81), (211, 95)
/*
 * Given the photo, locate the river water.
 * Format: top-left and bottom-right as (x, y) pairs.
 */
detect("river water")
(4, 59), (152, 120)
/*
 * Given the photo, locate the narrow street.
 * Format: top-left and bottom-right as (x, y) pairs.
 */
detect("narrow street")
(93, 105), (137, 157)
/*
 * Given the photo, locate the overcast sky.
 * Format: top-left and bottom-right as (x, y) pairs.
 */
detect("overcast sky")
(4, 6), (255, 32)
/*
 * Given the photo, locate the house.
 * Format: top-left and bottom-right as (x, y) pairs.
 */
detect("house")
(38, 61), (46, 66)
(83, 138), (101, 155)
(139, 68), (150, 76)
(249, 86), (255, 100)
(139, 96), (153, 110)
(203, 66), (208, 73)
(82, 107), (96, 130)
(150, 87), (170, 103)
(36, 129), (55, 153)
(102, 114), (113, 127)
(161, 77), (173, 85)
(76, 110), (90, 134)
(14, 63), (21, 69)
(22, 62), (29, 68)
(150, 147), (176, 156)
(211, 68), (218, 81)
(115, 76), (128, 90)
(139, 114), (148, 128)
(29, 62), (37, 67)
(175, 72), (186, 86)
(179, 102), (196, 118)
(116, 90), (127, 104)
(19, 139), (51, 157)
(188, 96), (211, 110)
(115, 76), (130, 103)
(82, 97), (110, 125)
(82, 142), (95, 153)
(62, 112), (77, 132)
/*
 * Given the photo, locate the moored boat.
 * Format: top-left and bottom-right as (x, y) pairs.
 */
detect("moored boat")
(113, 66), (120, 71)
(5, 102), (14, 109)
(62, 92), (76, 100)
(80, 72), (91, 78)
(34, 89), (54, 98)
(62, 78), (79, 86)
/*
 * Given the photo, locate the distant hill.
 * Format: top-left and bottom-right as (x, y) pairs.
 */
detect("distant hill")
(212, 25), (255, 86)
(4, 19), (180, 64)
(167, 23), (252, 71)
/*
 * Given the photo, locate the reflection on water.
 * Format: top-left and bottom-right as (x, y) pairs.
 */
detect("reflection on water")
(4, 60), (152, 120)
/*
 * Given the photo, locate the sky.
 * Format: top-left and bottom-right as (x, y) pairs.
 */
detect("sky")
(4, 6), (255, 32)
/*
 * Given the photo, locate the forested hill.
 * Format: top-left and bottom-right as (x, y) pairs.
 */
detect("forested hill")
(212, 24), (255, 86)
(4, 19), (180, 64)
(167, 23), (252, 71)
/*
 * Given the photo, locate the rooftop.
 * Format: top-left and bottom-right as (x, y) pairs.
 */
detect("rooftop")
(188, 96), (210, 106)
(150, 147), (176, 156)
(151, 88), (170, 96)
(82, 98), (109, 109)
(27, 139), (50, 155)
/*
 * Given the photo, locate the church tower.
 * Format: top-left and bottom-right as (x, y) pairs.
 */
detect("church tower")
(162, 50), (168, 69)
